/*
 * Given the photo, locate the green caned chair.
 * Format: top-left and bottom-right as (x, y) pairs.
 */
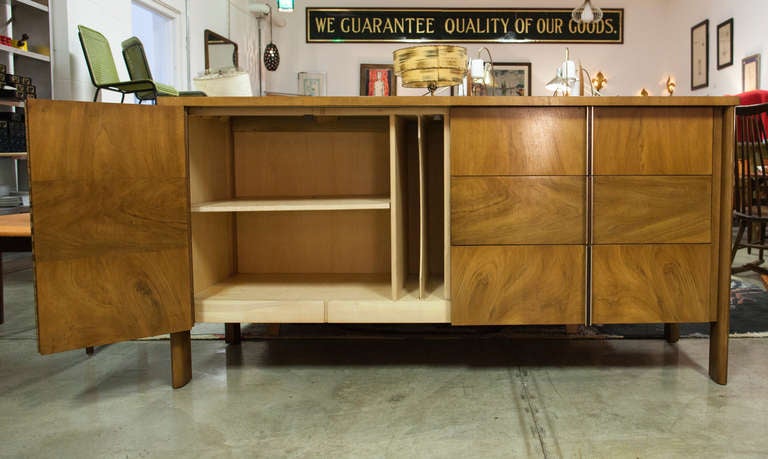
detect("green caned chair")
(77, 25), (158, 103)
(122, 36), (206, 103)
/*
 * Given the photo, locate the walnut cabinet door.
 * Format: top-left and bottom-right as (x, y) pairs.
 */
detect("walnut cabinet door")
(27, 100), (193, 354)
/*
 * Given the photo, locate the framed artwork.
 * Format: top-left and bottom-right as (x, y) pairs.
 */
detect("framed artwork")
(490, 62), (532, 96)
(742, 54), (761, 92)
(690, 19), (709, 90)
(360, 64), (396, 96)
(298, 72), (327, 96)
(716, 18), (733, 69)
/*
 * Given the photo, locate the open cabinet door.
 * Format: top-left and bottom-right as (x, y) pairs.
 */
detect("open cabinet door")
(27, 100), (192, 359)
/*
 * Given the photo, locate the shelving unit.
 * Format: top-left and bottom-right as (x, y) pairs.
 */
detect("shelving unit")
(0, 0), (51, 205)
(188, 109), (449, 324)
(0, 0), (52, 98)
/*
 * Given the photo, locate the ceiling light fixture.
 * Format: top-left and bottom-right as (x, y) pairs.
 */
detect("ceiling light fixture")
(263, 5), (280, 71)
(277, 0), (293, 12)
(572, 0), (603, 24)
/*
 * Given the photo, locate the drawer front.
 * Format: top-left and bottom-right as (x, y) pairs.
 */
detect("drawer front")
(593, 176), (711, 244)
(451, 107), (586, 175)
(452, 176), (586, 245)
(451, 245), (585, 325)
(594, 107), (714, 175)
(592, 244), (713, 323)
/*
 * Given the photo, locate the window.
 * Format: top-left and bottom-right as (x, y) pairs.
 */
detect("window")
(131, 1), (174, 87)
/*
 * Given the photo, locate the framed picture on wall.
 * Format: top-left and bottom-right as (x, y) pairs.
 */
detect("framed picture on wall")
(716, 18), (733, 69)
(691, 19), (709, 90)
(742, 54), (761, 92)
(360, 64), (396, 96)
(490, 62), (532, 96)
(298, 72), (327, 96)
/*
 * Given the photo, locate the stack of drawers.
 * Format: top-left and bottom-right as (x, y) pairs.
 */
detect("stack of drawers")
(449, 106), (718, 326)
(450, 107), (587, 325)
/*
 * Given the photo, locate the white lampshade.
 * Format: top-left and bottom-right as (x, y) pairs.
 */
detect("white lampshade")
(559, 60), (578, 80)
(470, 58), (486, 79)
(545, 76), (570, 93)
(193, 71), (253, 96)
(572, 0), (603, 24)
(546, 57), (579, 95)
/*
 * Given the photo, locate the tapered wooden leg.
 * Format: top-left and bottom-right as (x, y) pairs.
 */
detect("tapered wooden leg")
(664, 324), (680, 343)
(171, 330), (192, 389)
(710, 104), (731, 386)
(0, 253), (4, 324)
(709, 321), (729, 385)
(225, 323), (241, 345)
(85, 346), (94, 355)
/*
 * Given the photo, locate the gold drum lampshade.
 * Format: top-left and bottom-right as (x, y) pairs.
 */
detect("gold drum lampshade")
(393, 45), (467, 94)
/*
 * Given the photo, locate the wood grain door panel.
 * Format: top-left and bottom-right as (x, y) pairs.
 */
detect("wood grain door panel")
(451, 245), (585, 325)
(594, 107), (714, 175)
(451, 107), (586, 175)
(27, 100), (193, 354)
(451, 176), (586, 244)
(592, 245), (712, 323)
(593, 176), (712, 243)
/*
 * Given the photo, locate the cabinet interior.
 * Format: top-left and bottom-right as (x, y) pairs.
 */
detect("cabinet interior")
(189, 112), (449, 323)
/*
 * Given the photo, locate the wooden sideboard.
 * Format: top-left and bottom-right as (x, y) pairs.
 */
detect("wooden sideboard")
(25, 96), (735, 388)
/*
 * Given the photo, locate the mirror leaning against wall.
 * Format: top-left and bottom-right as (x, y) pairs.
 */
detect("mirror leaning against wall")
(204, 29), (238, 72)
(196, 29), (252, 96)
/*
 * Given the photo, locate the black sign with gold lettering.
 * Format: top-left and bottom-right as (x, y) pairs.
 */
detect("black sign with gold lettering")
(306, 8), (623, 43)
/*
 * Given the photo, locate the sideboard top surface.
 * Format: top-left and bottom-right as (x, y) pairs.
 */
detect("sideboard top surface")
(158, 95), (738, 109)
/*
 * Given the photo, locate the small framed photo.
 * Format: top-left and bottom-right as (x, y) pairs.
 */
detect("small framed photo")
(716, 18), (733, 69)
(490, 62), (532, 96)
(298, 72), (327, 96)
(742, 54), (761, 92)
(360, 64), (396, 96)
(691, 19), (709, 90)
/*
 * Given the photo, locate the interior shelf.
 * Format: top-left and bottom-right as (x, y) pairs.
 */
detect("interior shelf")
(0, 152), (26, 158)
(195, 274), (449, 323)
(0, 43), (50, 62)
(0, 99), (24, 108)
(191, 197), (391, 213)
(14, 0), (49, 13)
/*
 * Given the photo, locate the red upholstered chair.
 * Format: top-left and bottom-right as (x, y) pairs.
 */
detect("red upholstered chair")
(737, 90), (768, 136)
(732, 102), (768, 274)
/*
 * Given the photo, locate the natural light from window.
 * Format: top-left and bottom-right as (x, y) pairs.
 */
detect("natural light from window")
(131, 1), (174, 89)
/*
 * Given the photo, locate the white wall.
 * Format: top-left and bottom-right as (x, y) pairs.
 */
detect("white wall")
(667, 0), (768, 96)
(51, 0), (133, 102)
(187, 0), (228, 84)
(52, 0), (187, 102)
(264, 0), (683, 96)
(51, 0), (768, 100)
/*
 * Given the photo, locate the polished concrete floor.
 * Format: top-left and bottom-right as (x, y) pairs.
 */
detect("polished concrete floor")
(2, 253), (768, 458)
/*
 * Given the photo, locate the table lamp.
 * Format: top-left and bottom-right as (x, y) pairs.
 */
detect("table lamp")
(469, 47), (495, 96)
(393, 45), (467, 95)
(545, 48), (578, 95)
